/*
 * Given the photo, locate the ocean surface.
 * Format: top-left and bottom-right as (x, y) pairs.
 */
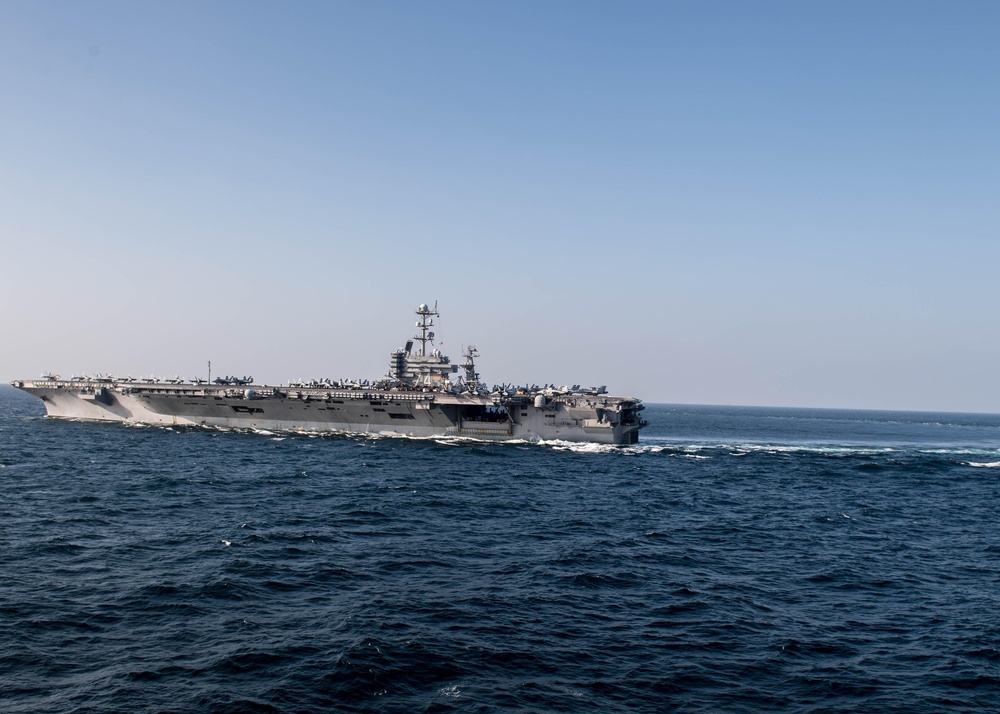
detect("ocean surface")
(3, 385), (1000, 713)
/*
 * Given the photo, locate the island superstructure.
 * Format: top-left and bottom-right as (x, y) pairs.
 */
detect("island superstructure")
(12, 304), (647, 444)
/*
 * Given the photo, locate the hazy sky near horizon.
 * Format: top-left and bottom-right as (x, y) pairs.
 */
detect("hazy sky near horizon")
(2, 1), (998, 412)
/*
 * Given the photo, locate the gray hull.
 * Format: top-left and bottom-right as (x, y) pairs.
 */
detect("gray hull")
(13, 381), (645, 445)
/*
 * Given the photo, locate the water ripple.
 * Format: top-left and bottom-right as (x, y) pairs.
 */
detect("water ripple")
(3, 389), (1000, 711)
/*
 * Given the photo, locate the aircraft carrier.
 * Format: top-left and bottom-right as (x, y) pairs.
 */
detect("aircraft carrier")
(12, 304), (647, 444)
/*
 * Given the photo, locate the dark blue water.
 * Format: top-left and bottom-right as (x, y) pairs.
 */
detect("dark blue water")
(3, 385), (1000, 712)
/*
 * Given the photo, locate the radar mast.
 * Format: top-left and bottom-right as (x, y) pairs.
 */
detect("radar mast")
(462, 346), (480, 389)
(413, 302), (438, 357)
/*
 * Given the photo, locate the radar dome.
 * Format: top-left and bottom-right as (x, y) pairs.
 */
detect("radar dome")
(419, 304), (428, 311)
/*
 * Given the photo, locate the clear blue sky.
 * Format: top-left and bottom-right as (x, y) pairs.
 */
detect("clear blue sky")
(2, 1), (998, 411)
